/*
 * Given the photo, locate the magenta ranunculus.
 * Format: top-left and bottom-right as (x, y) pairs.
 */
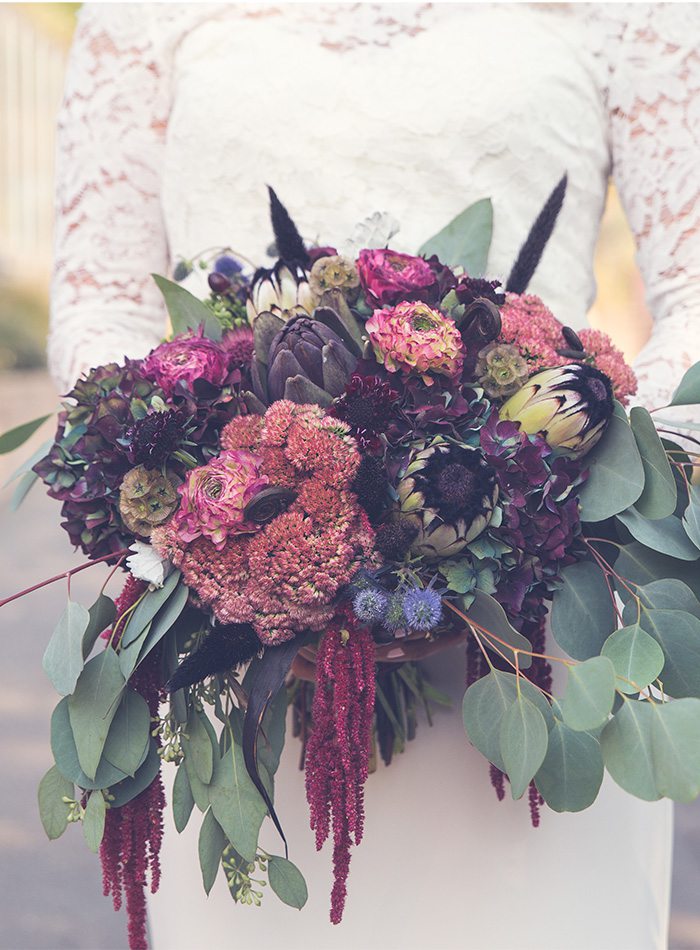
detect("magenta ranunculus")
(366, 301), (466, 386)
(170, 450), (268, 548)
(143, 329), (230, 395)
(357, 248), (437, 307)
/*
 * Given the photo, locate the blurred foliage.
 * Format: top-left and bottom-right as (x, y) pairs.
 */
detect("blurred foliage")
(12, 3), (80, 45)
(0, 281), (48, 371)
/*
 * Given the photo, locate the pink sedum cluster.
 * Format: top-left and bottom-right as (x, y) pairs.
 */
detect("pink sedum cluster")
(169, 449), (267, 549)
(366, 300), (465, 386)
(143, 327), (230, 395)
(153, 402), (374, 645)
(499, 293), (637, 403)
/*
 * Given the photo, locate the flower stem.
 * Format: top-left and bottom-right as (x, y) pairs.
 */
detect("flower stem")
(0, 549), (131, 610)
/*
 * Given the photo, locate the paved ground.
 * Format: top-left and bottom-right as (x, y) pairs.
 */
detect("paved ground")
(0, 370), (698, 950)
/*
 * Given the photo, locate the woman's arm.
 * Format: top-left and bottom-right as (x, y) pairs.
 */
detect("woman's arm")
(604, 5), (700, 412)
(48, 4), (171, 392)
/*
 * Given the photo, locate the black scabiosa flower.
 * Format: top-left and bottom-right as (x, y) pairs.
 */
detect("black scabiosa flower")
(124, 409), (188, 468)
(332, 374), (399, 452)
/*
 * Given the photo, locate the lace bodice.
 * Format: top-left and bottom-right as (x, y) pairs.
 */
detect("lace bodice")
(49, 2), (700, 415)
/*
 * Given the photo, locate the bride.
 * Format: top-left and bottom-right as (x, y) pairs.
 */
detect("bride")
(49, 4), (699, 949)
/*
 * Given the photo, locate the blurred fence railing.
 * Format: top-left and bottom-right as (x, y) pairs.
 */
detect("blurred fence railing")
(0, 6), (69, 282)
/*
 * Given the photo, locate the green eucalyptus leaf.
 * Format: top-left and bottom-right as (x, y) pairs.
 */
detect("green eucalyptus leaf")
(578, 413), (645, 522)
(183, 709), (215, 785)
(620, 578), (700, 620)
(0, 413), (51, 454)
(118, 622), (151, 680)
(535, 722), (604, 812)
(83, 791), (106, 853)
(654, 417), (700, 432)
(82, 595), (116, 660)
(499, 696), (549, 800)
(629, 407), (677, 519)
(615, 543), (700, 599)
(268, 856), (308, 909)
(3, 438), (52, 488)
(551, 561), (617, 660)
(102, 689), (151, 777)
(173, 765), (195, 833)
(638, 609), (700, 698)
(668, 362), (700, 408)
(68, 649), (125, 781)
(209, 742), (268, 863)
(43, 600), (90, 696)
(682, 485), (700, 551)
(134, 581), (190, 671)
(10, 469), (38, 511)
(50, 697), (129, 791)
(601, 699), (660, 801)
(463, 591), (533, 670)
(559, 657), (616, 731)
(120, 571), (181, 648)
(463, 670), (553, 771)
(616, 508), (699, 561)
(108, 741), (161, 808)
(601, 624), (665, 694)
(199, 809), (226, 895)
(37, 766), (74, 840)
(152, 274), (222, 340)
(650, 699), (700, 802)
(418, 198), (493, 276)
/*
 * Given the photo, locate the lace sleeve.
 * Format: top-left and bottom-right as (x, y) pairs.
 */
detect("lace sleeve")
(602, 4), (700, 415)
(48, 4), (172, 392)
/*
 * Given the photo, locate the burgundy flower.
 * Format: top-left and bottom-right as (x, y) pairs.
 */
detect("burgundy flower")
(143, 329), (230, 395)
(331, 374), (399, 452)
(357, 248), (438, 308)
(123, 410), (188, 468)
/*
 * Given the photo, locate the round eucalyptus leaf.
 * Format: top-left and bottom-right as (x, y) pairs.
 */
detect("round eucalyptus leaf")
(600, 700), (660, 801)
(50, 697), (129, 791)
(639, 609), (700, 698)
(38, 765), (74, 841)
(620, 578), (700, 620)
(577, 414), (645, 522)
(650, 699), (700, 802)
(108, 741), (161, 807)
(602, 624), (665, 694)
(683, 485), (700, 552)
(102, 689), (151, 777)
(559, 656), (616, 731)
(535, 722), (603, 812)
(463, 670), (553, 771)
(629, 407), (677, 520)
(463, 590), (532, 670)
(499, 696), (549, 800)
(615, 543), (700, 600)
(616, 509), (699, 561)
(669, 362), (700, 408)
(268, 855), (309, 910)
(551, 561), (617, 660)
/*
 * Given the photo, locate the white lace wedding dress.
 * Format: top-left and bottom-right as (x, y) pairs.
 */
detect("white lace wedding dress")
(49, 4), (700, 949)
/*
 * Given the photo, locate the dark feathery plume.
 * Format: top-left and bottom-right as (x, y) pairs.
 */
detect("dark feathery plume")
(267, 186), (310, 268)
(505, 174), (568, 295)
(166, 623), (261, 693)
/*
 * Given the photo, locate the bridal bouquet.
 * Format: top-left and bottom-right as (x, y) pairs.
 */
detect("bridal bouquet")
(3, 183), (700, 948)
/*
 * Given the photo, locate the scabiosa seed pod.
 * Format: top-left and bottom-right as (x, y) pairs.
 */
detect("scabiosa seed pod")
(499, 363), (614, 459)
(401, 586), (443, 631)
(118, 466), (179, 538)
(309, 255), (360, 299)
(352, 588), (389, 624)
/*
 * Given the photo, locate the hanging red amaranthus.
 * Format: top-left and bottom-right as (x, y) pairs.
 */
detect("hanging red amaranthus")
(304, 612), (375, 925)
(99, 577), (166, 950)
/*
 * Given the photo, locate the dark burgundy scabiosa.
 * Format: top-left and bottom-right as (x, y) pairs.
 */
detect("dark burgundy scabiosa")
(332, 374), (399, 453)
(220, 325), (254, 369)
(351, 455), (390, 524)
(374, 519), (419, 561)
(305, 614), (375, 925)
(454, 276), (506, 308)
(123, 409), (188, 468)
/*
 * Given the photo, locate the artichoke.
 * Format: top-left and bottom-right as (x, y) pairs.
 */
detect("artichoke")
(499, 363), (614, 459)
(396, 437), (498, 561)
(246, 291), (365, 411)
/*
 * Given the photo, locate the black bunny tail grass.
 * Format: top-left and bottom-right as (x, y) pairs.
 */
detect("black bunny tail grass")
(506, 174), (568, 295)
(267, 185), (311, 268)
(166, 623), (261, 692)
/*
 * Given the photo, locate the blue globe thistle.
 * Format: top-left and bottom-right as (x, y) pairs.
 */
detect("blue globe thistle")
(352, 588), (389, 624)
(401, 587), (443, 631)
(215, 255), (243, 277)
(382, 593), (408, 633)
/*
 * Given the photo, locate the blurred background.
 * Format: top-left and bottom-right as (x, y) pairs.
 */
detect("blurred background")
(0, 3), (697, 949)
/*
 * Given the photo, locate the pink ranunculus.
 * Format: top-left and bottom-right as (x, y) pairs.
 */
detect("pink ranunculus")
(366, 301), (466, 385)
(357, 248), (437, 307)
(143, 328), (230, 395)
(170, 449), (268, 548)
